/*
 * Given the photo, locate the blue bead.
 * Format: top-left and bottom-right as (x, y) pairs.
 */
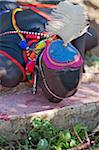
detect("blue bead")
(19, 40), (28, 50)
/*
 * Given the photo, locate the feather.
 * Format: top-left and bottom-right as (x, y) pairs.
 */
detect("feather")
(46, 0), (88, 45)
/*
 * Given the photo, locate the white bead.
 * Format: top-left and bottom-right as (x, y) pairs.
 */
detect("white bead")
(41, 33), (43, 36)
(37, 36), (40, 39)
(44, 34), (46, 37)
(38, 33), (40, 35)
(46, 34), (49, 38)
(35, 32), (37, 35)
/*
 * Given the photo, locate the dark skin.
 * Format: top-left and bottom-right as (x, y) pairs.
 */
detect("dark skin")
(0, 54), (23, 87)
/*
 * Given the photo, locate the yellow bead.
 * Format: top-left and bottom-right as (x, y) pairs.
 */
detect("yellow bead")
(35, 40), (46, 50)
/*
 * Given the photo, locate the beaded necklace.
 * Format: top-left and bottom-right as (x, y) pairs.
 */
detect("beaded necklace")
(11, 8), (50, 94)
(12, 8), (25, 41)
(0, 30), (49, 38)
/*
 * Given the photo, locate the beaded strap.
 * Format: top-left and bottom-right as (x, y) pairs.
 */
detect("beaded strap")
(12, 8), (25, 40)
(0, 30), (49, 39)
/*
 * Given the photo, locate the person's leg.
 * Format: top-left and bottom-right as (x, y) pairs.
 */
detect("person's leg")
(85, 27), (98, 51)
(0, 54), (23, 87)
(71, 34), (86, 57)
(72, 27), (98, 55)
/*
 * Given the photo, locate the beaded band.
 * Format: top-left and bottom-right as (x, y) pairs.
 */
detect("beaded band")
(12, 8), (25, 40)
(0, 30), (49, 39)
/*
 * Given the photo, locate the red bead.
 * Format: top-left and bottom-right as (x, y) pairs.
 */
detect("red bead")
(26, 60), (35, 73)
(26, 34), (38, 39)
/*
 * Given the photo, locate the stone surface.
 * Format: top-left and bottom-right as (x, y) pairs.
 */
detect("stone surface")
(0, 82), (99, 140)
(0, 83), (99, 118)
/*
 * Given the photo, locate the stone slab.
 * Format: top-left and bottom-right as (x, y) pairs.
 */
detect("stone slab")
(0, 82), (98, 117)
(0, 82), (99, 140)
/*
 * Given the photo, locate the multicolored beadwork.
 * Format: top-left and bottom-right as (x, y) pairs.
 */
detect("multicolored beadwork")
(19, 40), (29, 50)
(10, 8), (50, 94)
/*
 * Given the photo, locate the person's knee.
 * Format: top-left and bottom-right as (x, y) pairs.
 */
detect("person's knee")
(0, 55), (23, 87)
(1, 67), (23, 87)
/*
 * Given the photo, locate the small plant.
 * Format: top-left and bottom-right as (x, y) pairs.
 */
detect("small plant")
(0, 118), (99, 150)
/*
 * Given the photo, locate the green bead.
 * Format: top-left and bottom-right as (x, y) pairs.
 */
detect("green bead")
(27, 75), (32, 80)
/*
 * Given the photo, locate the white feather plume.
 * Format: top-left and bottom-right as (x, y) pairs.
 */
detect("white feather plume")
(46, 0), (88, 45)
